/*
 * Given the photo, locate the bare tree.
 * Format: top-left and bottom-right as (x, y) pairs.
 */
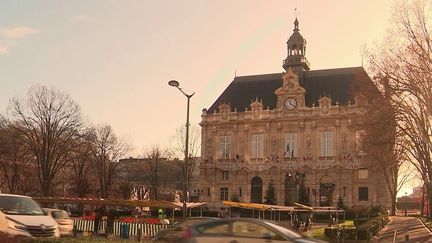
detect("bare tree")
(142, 146), (167, 200)
(168, 124), (201, 198)
(366, 0), (432, 215)
(118, 181), (134, 200)
(0, 124), (30, 194)
(361, 87), (411, 215)
(6, 85), (84, 196)
(69, 129), (95, 197)
(91, 125), (130, 199)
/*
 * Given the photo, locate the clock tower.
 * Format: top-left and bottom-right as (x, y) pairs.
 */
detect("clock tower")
(275, 68), (306, 111)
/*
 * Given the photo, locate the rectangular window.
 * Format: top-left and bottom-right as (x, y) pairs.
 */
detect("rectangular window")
(284, 132), (298, 158)
(220, 136), (231, 159)
(222, 171), (229, 180)
(320, 131), (334, 157)
(220, 188), (228, 201)
(207, 188), (211, 197)
(358, 169), (368, 179)
(356, 130), (366, 155)
(251, 134), (264, 159)
(239, 188), (242, 197)
(359, 187), (368, 201)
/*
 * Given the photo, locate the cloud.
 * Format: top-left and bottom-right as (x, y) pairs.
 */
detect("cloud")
(69, 15), (92, 23)
(0, 26), (40, 39)
(0, 42), (8, 55)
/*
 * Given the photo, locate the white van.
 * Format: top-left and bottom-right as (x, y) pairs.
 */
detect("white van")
(0, 194), (60, 238)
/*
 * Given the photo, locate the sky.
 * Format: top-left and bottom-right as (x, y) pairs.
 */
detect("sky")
(1, 0), (418, 194)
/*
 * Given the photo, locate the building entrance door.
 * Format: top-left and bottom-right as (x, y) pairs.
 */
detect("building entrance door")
(319, 176), (335, 206)
(251, 177), (263, 203)
(284, 173), (298, 205)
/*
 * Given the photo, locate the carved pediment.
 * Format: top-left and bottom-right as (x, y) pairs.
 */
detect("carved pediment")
(318, 96), (332, 115)
(219, 103), (231, 120)
(250, 98), (263, 118)
(276, 68), (306, 95)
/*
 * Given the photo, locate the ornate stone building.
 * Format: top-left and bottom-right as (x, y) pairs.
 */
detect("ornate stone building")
(199, 19), (392, 211)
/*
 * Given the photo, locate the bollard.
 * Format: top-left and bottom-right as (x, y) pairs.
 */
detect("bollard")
(405, 234), (409, 241)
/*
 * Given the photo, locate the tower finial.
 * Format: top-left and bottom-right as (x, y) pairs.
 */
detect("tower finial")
(294, 18), (299, 32)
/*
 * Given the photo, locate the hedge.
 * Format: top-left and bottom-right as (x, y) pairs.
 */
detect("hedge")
(324, 227), (356, 240)
(325, 215), (389, 240)
(356, 215), (389, 240)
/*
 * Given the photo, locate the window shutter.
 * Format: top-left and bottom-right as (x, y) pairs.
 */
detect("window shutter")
(320, 132), (326, 156)
(227, 136), (231, 159)
(258, 134), (264, 158)
(327, 131), (333, 156)
(252, 135), (257, 158)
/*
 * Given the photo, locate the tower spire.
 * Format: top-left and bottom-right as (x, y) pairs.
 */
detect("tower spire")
(294, 18), (299, 31)
(283, 17), (310, 72)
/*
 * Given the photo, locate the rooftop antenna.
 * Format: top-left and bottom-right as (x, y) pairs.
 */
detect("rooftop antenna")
(234, 69), (237, 78)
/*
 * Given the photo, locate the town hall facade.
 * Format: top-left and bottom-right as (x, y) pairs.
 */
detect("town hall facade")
(198, 19), (392, 211)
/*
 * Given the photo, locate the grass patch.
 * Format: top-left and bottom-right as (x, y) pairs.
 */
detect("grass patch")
(311, 227), (327, 240)
(337, 220), (354, 227)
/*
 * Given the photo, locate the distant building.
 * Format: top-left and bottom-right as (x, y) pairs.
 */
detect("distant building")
(411, 185), (424, 198)
(198, 18), (393, 211)
(117, 157), (183, 201)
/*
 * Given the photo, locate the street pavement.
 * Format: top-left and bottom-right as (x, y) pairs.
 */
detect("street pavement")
(377, 216), (432, 242)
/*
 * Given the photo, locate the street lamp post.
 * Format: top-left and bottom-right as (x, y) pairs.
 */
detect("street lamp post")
(168, 80), (195, 219)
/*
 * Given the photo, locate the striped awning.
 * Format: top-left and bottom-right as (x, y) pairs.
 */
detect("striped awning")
(33, 197), (205, 209)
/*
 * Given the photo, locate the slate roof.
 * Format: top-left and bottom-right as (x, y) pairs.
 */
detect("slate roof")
(207, 67), (374, 113)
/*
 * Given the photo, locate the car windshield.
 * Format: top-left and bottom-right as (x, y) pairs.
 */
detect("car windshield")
(263, 221), (302, 239)
(0, 196), (44, 215)
(51, 210), (70, 219)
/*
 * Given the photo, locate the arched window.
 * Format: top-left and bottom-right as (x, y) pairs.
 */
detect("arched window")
(292, 45), (298, 55)
(251, 177), (263, 203)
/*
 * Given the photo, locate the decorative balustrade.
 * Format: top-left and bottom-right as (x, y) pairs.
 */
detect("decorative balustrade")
(201, 159), (363, 171)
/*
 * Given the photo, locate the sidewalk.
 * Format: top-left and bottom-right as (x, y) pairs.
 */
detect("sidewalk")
(376, 216), (432, 242)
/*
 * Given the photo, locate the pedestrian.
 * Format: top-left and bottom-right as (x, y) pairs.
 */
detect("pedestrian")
(307, 217), (312, 231)
(158, 208), (164, 219)
(94, 206), (104, 234)
(328, 214), (333, 227)
(106, 209), (117, 236)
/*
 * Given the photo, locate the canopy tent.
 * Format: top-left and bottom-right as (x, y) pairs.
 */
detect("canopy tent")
(33, 197), (206, 209)
(171, 202), (207, 209)
(312, 206), (345, 213)
(222, 201), (315, 221)
(222, 201), (314, 212)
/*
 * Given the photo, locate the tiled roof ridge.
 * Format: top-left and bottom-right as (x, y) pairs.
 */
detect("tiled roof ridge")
(233, 66), (365, 82)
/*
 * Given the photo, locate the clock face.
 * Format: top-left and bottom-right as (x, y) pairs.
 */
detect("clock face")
(284, 97), (297, 110)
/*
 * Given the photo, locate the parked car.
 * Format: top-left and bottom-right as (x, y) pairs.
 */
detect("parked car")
(43, 208), (73, 237)
(152, 217), (218, 243)
(182, 218), (326, 243)
(0, 193), (60, 238)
